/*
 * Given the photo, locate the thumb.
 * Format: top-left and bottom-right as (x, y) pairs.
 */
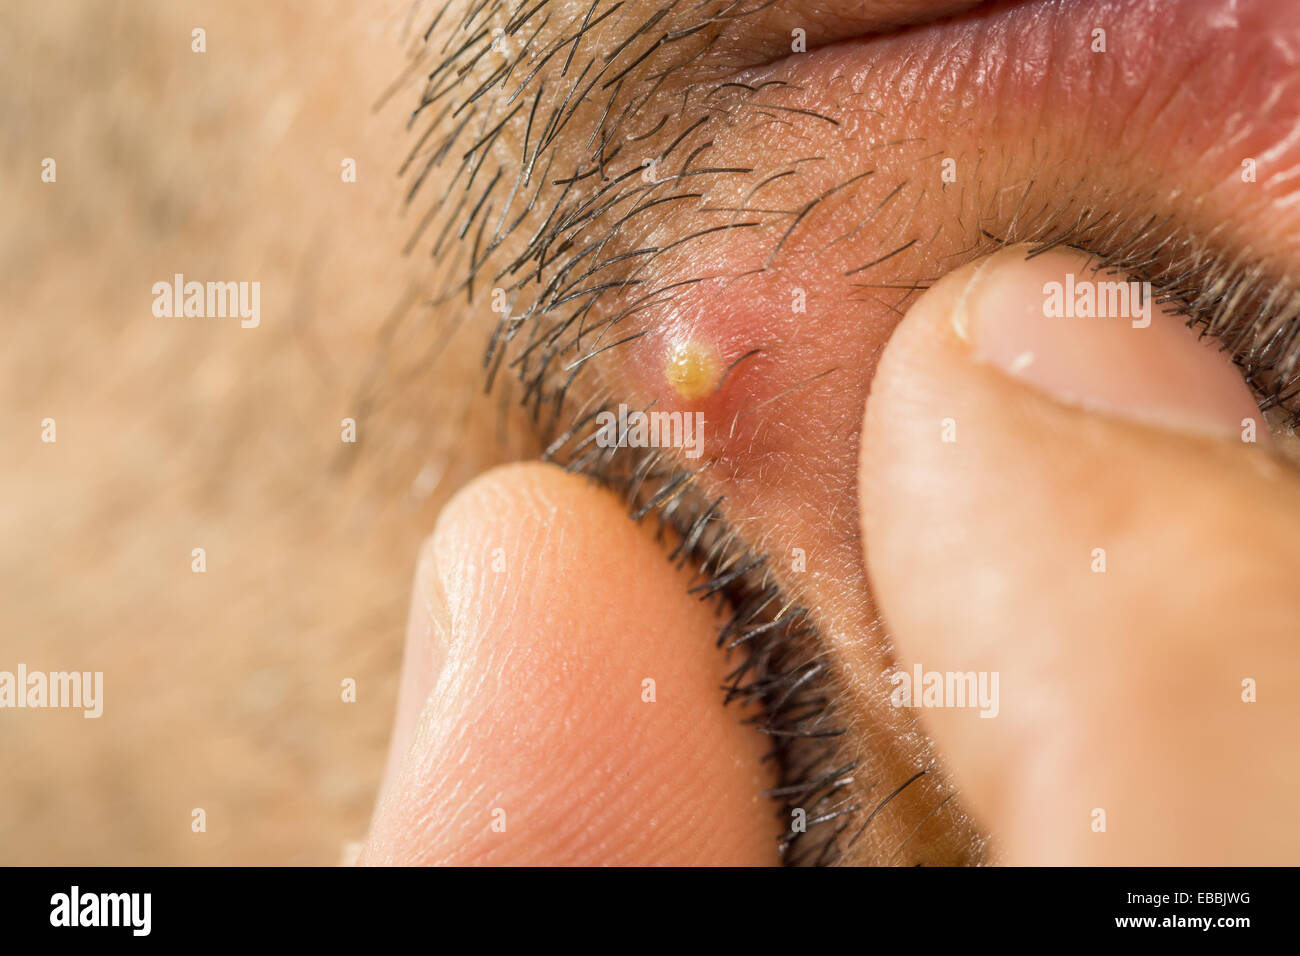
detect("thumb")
(860, 244), (1300, 864)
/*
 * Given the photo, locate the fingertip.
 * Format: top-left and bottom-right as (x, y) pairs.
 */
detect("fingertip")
(366, 462), (780, 865)
(860, 246), (1300, 864)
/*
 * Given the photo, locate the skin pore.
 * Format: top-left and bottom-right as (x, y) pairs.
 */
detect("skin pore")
(5, 0), (1300, 864)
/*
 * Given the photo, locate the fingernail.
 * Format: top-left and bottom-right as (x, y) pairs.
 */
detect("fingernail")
(952, 244), (1268, 445)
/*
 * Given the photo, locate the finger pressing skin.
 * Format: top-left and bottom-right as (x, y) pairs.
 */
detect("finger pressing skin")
(860, 245), (1300, 864)
(362, 462), (780, 865)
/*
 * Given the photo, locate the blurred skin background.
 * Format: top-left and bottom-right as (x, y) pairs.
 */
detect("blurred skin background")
(0, 0), (502, 863)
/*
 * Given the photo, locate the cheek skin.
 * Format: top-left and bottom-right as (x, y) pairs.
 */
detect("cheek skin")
(616, 0), (1300, 480)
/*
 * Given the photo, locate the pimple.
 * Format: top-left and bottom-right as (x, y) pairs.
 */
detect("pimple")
(665, 338), (722, 400)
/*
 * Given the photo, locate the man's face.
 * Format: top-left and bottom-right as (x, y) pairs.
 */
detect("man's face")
(6, 0), (1299, 864)
(394, 0), (1300, 864)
